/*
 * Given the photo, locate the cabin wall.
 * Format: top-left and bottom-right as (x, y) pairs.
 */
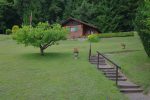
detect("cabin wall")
(63, 21), (83, 38)
(83, 26), (99, 36)
(62, 20), (100, 38)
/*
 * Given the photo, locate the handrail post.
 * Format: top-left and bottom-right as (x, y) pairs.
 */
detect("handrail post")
(97, 51), (120, 86)
(116, 66), (119, 86)
(89, 42), (91, 61)
(97, 52), (99, 69)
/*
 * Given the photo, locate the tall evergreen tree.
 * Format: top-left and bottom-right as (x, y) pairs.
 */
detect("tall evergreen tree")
(0, 1), (21, 34)
(71, 0), (96, 23)
(0, 0), (144, 33)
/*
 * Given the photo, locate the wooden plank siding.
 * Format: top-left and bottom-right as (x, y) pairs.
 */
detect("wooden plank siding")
(62, 18), (100, 38)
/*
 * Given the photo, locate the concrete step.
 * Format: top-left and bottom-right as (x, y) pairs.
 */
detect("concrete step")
(90, 58), (104, 61)
(109, 77), (127, 81)
(99, 63), (107, 65)
(90, 60), (105, 63)
(119, 85), (140, 88)
(90, 55), (103, 58)
(90, 59), (105, 61)
(99, 67), (115, 70)
(90, 62), (107, 65)
(120, 88), (143, 93)
(103, 72), (117, 74)
(90, 61), (106, 64)
(90, 57), (104, 60)
(101, 69), (117, 72)
(105, 74), (123, 78)
(118, 81), (141, 88)
(104, 73), (123, 77)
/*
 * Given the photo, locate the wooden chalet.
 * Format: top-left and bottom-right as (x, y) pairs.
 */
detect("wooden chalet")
(62, 18), (100, 38)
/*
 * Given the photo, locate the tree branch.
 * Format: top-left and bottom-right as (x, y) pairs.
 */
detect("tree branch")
(41, 41), (55, 50)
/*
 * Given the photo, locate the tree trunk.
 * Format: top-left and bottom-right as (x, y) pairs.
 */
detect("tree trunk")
(40, 47), (44, 56)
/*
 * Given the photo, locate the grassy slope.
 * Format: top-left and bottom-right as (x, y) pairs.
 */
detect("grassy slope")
(102, 36), (150, 93)
(94, 34), (150, 94)
(0, 35), (126, 100)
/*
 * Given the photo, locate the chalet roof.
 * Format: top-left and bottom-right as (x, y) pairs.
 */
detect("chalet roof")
(61, 17), (100, 31)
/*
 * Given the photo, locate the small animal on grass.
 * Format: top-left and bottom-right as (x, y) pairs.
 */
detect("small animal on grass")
(121, 43), (126, 49)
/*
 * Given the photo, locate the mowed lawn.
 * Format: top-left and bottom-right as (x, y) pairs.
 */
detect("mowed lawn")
(99, 36), (150, 94)
(0, 35), (127, 100)
(93, 34), (150, 94)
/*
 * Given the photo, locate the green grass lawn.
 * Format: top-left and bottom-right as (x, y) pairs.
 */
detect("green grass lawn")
(0, 35), (127, 100)
(0, 34), (149, 100)
(100, 37), (150, 94)
(92, 34), (150, 94)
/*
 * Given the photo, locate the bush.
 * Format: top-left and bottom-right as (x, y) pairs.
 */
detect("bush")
(88, 34), (99, 42)
(99, 32), (134, 38)
(135, 1), (150, 57)
(6, 29), (12, 35)
(12, 25), (19, 34)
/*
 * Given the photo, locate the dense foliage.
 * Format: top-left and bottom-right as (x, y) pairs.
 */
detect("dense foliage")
(0, 2), (21, 34)
(13, 22), (68, 55)
(6, 29), (12, 35)
(0, 0), (143, 33)
(136, 0), (150, 57)
(88, 34), (99, 42)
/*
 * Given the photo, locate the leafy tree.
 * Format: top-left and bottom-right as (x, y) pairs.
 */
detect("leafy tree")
(135, 0), (150, 57)
(13, 22), (68, 55)
(88, 34), (99, 42)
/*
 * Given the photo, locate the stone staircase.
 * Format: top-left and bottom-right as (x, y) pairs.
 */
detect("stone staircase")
(89, 55), (143, 94)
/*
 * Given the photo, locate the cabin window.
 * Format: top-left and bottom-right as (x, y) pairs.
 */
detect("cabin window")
(70, 26), (78, 32)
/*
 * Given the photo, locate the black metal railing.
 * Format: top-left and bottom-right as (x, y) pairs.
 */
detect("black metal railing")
(97, 51), (121, 86)
(89, 42), (92, 61)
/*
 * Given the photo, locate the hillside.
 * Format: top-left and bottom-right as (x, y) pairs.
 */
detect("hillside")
(0, 34), (149, 99)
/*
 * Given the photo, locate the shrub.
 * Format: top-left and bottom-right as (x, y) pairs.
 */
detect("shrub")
(135, 1), (150, 57)
(99, 32), (134, 38)
(12, 25), (19, 34)
(88, 34), (99, 42)
(6, 29), (12, 35)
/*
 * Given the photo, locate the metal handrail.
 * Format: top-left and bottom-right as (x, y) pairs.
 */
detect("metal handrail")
(89, 43), (91, 61)
(97, 51), (121, 86)
(96, 51), (121, 69)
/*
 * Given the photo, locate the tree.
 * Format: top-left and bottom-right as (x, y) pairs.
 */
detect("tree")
(71, 0), (96, 23)
(1, 0), (144, 33)
(135, 0), (150, 57)
(13, 22), (68, 55)
(0, 3), (21, 34)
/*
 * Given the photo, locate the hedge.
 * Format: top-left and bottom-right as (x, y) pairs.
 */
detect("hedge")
(99, 32), (134, 38)
(135, 1), (150, 57)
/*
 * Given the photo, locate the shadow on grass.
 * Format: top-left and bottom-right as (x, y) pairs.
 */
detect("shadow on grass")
(19, 52), (71, 61)
(103, 49), (142, 54)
